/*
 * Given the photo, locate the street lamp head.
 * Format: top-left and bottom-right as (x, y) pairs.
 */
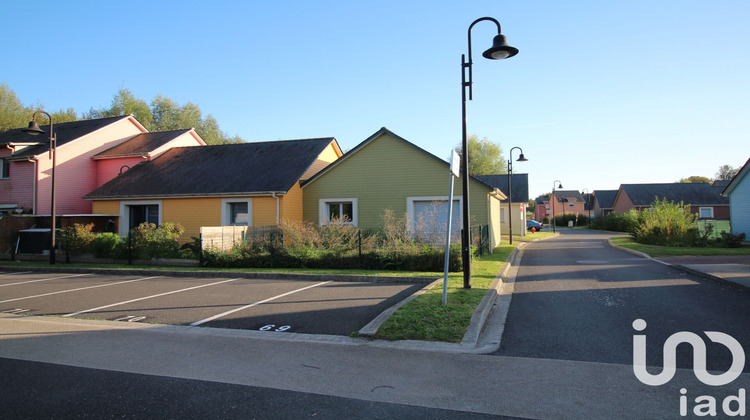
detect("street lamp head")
(23, 120), (45, 135)
(516, 153), (528, 162)
(482, 34), (519, 60)
(557, 182), (563, 189)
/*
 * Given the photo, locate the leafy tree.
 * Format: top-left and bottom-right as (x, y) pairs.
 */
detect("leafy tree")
(0, 83), (78, 131)
(678, 176), (711, 184)
(454, 135), (506, 175)
(715, 165), (739, 181)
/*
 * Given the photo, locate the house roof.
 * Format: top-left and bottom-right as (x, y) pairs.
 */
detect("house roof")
(722, 157), (750, 197)
(93, 129), (202, 159)
(476, 174), (529, 203)
(301, 127), (501, 194)
(1, 116), (139, 160)
(554, 190), (584, 202)
(620, 183), (729, 206)
(85, 137), (338, 199)
(593, 190), (618, 209)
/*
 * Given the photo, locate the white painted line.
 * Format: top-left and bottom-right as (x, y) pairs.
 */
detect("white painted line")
(64, 278), (243, 317)
(0, 276), (162, 305)
(0, 271), (33, 276)
(190, 281), (332, 326)
(0, 273), (92, 287)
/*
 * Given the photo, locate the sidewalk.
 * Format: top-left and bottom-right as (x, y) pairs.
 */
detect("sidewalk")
(607, 241), (750, 292)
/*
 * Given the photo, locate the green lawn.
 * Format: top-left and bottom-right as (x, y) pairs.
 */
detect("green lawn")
(610, 236), (750, 257)
(373, 244), (515, 343)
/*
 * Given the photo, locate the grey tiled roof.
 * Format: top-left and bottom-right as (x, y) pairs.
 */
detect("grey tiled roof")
(476, 174), (529, 202)
(593, 190), (618, 209)
(85, 138), (336, 199)
(553, 190), (584, 202)
(94, 129), (195, 159)
(1, 116), (130, 159)
(620, 183), (729, 206)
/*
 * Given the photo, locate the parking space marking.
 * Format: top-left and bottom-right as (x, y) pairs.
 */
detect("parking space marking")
(63, 277), (243, 318)
(0, 273), (92, 287)
(0, 276), (162, 305)
(190, 281), (332, 326)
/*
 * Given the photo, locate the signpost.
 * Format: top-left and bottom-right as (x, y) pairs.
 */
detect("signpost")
(443, 151), (461, 305)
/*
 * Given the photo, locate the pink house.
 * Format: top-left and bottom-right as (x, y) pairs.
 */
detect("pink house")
(0, 116), (205, 216)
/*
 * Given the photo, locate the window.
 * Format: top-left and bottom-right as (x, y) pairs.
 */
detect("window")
(222, 199), (252, 226)
(120, 200), (162, 235)
(0, 158), (8, 179)
(319, 198), (357, 226)
(406, 196), (462, 243)
(698, 207), (714, 219)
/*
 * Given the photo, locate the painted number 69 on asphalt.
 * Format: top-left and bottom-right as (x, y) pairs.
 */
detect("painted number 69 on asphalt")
(259, 324), (291, 332)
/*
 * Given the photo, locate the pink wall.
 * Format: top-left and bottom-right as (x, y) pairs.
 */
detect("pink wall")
(95, 157), (147, 188)
(0, 160), (36, 212)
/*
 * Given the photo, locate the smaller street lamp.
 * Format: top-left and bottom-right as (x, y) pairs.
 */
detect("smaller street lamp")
(507, 147), (527, 244)
(23, 111), (57, 264)
(551, 180), (563, 234)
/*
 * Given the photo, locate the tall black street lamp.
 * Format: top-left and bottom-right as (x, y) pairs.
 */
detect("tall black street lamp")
(460, 17), (518, 288)
(551, 180), (563, 234)
(507, 147), (527, 245)
(23, 111), (57, 264)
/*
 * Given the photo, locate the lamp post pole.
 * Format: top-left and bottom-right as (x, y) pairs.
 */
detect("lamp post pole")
(551, 180), (562, 234)
(23, 111), (56, 264)
(460, 17), (518, 288)
(507, 147), (527, 244)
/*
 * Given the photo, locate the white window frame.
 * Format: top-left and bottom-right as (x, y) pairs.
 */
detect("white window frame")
(120, 200), (162, 236)
(319, 198), (358, 226)
(698, 207), (714, 219)
(222, 198), (253, 226)
(0, 158), (9, 179)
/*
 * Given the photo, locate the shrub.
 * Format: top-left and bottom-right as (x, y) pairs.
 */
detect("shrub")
(129, 222), (184, 259)
(91, 232), (123, 259)
(717, 231), (746, 248)
(631, 198), (699, 246)
(59, 223), (96, 257)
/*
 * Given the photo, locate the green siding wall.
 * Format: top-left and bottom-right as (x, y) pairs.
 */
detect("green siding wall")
(303, 132), (496, 231)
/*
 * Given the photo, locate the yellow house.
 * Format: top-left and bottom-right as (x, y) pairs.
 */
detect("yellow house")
(85, 138), (342, 243)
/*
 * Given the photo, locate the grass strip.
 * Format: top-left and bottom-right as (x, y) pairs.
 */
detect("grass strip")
(373, 244), (515, 343)
(610, 236), (750, 257)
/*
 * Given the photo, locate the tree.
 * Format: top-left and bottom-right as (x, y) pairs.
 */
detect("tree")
(716, 165), (739, 181)
(678, 176), (711, 184)
(87, 89), (242, 145)
(0, 83), (78, 131)
(454, 135), (506, 175)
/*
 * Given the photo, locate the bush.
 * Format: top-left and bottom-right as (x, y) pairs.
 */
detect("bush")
(90, 232), (123, 259)
(129, 222), (184, 259)
(717, 231), (746, 248)
(59, 223), (96, 258)
(631, 198), (699, 246)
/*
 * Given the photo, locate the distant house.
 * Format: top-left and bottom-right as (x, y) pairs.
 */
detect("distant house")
(721, 157), (750, 238)
(0, 116), (148, 215)
(300, 128), (506, 249)
(592, 190), (618, 218)
(85, 138), (342, 242)
(476, 174), (529, 237)
(554, 190), (586, 218)
(612, 183), (729, 219)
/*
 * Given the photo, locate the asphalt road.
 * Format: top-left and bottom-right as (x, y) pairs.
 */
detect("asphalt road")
(494, 229), (750, 373)
(0, 272), (425, 336)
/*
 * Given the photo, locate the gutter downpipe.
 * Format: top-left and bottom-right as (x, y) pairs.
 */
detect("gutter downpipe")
(273, 192), (280, 224)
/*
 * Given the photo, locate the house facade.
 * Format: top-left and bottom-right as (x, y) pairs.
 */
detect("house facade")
(476, 174), (529, 238)
(86, 138), (343, 242)
(533, 190), (586, 222)
(722, 157), (750, 238)
(300, 128), (506, 249)
(0, 116), (147, 215)
(612, 183), (729, 220)
(592, 190), (618, 218)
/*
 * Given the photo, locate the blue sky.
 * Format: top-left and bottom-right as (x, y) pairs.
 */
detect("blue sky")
(3, 1), (748, 199)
